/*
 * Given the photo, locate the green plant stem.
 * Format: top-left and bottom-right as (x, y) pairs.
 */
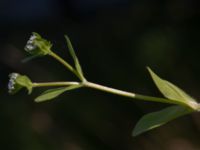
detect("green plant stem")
(83, 81), (188, 106)
(32, 81), (80, 88)
(86, 82), (200, 109)
(32, 80), (194, 108)
(49, 52), (82, 80)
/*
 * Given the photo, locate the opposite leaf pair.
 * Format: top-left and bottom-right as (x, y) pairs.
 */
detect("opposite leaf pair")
(132, 68), (199, 136)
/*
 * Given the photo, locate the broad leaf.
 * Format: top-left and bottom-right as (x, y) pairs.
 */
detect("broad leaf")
(147, 67), (197, 106)
(64, 35), (84, 80)
(35, 85), (81, 102)
(132, 106), (192, 136)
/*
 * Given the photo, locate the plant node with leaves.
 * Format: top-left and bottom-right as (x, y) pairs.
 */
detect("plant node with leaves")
(8, 32), (200, 136)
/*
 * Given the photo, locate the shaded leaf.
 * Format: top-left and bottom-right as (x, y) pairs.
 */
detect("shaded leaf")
(35, 85), (81, 102)
(21, 55), (40, 63)
(147, 67), (197, 106)
(64, 35), (84, 80)
(132, 105), (192, 136)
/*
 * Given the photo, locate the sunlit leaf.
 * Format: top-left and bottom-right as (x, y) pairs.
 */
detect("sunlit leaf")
(147, 67), (197, 106)
(132, 105), (192, 136)
(35, 85), (81, 102)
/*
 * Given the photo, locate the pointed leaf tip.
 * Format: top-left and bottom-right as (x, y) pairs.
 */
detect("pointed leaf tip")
(64, 35), (85, 81)
(132, 106), (192, 136)
(147, 67), (197, 108)
(35, 85), (81, 102)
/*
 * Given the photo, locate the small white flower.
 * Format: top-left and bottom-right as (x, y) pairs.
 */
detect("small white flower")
(25, 34), (37, 52)
(24, 32), (52, 56)
(8, 73), (33, 94)
(29, 34), (37, 41)
(8, 73), (19, 93)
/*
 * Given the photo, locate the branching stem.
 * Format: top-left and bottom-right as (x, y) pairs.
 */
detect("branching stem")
(49, 52), (82, 80)
(32, 82), (80, 88)
(83, 81), (192, 108)
(39, 46), (196, 109)
(32, 80), (194, 109)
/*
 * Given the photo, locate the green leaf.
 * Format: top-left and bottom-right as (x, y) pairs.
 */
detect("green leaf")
(147, 67), (197, 106)
(35, 85), (81, 102)
(64, 35), (85, 80)
(132, 106), (192, 136)
(21, 55), (40, 63)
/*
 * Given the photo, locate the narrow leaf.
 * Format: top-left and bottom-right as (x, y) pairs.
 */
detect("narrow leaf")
(21, 55), (41, 63)
(132, 106), (192, 136)
(35, 85), (81, 102)
(64, 35), (84, 80)
(147, 67), (197, 105)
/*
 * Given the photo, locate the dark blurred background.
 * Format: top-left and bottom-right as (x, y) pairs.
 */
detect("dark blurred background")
(1, 0), (200, 149)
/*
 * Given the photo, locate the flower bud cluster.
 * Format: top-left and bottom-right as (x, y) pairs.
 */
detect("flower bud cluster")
(25, 34), (37, 52)
(8, 73), (33, 94)
(8, 73), (19, 93)
(24, 32), (52, 56)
